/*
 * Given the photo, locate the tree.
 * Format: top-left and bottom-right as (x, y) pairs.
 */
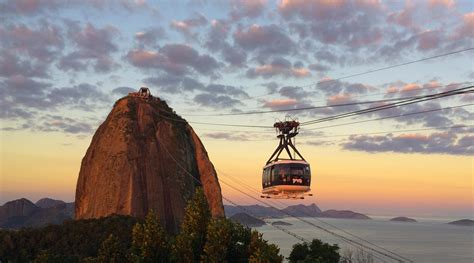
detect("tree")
(288, 239), (340, 263)
(226, 222), (252, 263)
(96, 234), (126, 263)
(173, 187), (211, 262)
(288, 243), (310, 263)
(201, 218), (233, 262)
(248, 230), (284, 263)
(130, 211), (170, 262)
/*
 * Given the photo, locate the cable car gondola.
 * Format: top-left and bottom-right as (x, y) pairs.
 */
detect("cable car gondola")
(261, 119), (312, 199)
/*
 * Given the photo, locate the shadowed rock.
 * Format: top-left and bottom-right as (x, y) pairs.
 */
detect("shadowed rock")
(75, 91), (224, 233)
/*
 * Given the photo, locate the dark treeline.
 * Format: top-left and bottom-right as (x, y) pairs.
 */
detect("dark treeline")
(0, 188), (349, 263)
(0, 188), (283, 263)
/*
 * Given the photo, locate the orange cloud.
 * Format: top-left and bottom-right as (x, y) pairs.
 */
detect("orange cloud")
(401, 83), (421, 92)
(263, 98), (298, 108)
(327, 93), (351, 104)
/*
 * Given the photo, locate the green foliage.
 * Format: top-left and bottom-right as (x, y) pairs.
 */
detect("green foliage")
(97, 234), (127, 263)
(130, 211), (170, 262)
(248, 230), (284, 263)
(173, 187), (211, 262)
(0, 187), (283, 263)
(340, 249), (374, 263)
(288, 239), (341, 263)
(0, 215), (138, 262)
(201, 218), (233, 262)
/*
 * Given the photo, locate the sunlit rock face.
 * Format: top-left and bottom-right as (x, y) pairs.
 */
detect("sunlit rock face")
(75, 93), (224, 233)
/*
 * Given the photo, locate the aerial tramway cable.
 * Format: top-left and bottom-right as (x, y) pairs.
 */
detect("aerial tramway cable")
(154, 137), (310, 243)
(300, 85), (474, 126)
(180, 47), (474, 110)
(218, 177), (409, 263)
(154, 131), (407, 262)
(177, 85), (473, 129)
(220, 171), (413, 263)
(183, 82), (472, 117)
(304, 103), (474, 131)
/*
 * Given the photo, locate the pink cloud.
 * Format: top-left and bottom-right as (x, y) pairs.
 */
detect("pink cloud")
(401, 83), (421, 92)
(428, 0), (455, 9)
(169, 13), (207, 37)
(327, 93), (352, 104)
(417, 30), (441, 51)
(263, 98), (298, 108)
(248, 62), (311, 78)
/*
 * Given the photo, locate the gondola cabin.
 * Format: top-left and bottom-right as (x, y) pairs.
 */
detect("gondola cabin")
(261, 119), (313, 199)
(262, 160), (311, 198)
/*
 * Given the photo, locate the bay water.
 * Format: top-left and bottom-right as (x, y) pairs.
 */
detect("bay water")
(257, 216), (474, 262)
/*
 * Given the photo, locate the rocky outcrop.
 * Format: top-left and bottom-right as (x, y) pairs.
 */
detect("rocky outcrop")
(283, 204), (321, 217)
(271, 221), (292, 226)
(230, 213), (266, 227)
(390, 216), (417, 223)
(319, 210), (371, 220)
(448, 219), (474, 226)
(75, 92), (224, 233)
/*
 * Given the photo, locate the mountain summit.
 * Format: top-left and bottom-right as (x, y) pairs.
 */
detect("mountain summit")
(75, 88), (224, 233)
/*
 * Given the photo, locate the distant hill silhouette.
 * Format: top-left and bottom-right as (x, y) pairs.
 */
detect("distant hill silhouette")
(35, 198), (66, 208)
(224, 204), (371, 220)
(448, 219), (474, 226)
(0, 198), (73, 229)
(390, 216), (417, 223)
(318, 210), (371, 220)
(229, 213), (265, 227)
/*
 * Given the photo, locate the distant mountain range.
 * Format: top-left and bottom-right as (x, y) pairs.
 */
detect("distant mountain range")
(0, 198), (74, 229)
(2, 198), (471, 229)
(224, 204), (370, 219)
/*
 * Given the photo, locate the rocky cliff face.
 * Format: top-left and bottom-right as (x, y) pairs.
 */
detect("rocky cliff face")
(75, 94), (225, 233)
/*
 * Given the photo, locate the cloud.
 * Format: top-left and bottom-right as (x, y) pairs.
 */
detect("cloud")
(194, 93), (242, 109)
(0, 21), (64, 62)
(279, 0), (383, 48)
(126, 44), (220, 77)
(170, 13), (207, 39)
(246, 57), (311, 79)
(204, 84), (250, 98)
(34, 114), (94, 134)
(0, 50), (49, 78)
(229, 0), (267, 20)
(203, 19), (248, 67)
(234, 24), (295, 59)
(60, 22), (119, 73)
(135, 27), (166, 48)
(308, 63), (330, 73)
(203, 131), (252, 141)
(317, 79), (372, 96)
(364, 101), (459, 128)
(144, 75), (205, 93)
(263, 98), (298, 108)
(342, 131), (473, 155)
(111, 86), (136, 96)
(192, 83), (249, 109)
(0, 79), (110, 118)
(0, 0), (151, 16)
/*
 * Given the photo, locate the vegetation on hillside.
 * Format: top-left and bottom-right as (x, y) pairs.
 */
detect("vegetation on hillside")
(0, 188), (283, 262)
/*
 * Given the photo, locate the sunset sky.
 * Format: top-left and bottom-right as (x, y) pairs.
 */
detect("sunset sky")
(1, 0), (473, 218)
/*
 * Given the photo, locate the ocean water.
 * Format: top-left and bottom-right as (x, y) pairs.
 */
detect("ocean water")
(257, 216), (474, 263)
